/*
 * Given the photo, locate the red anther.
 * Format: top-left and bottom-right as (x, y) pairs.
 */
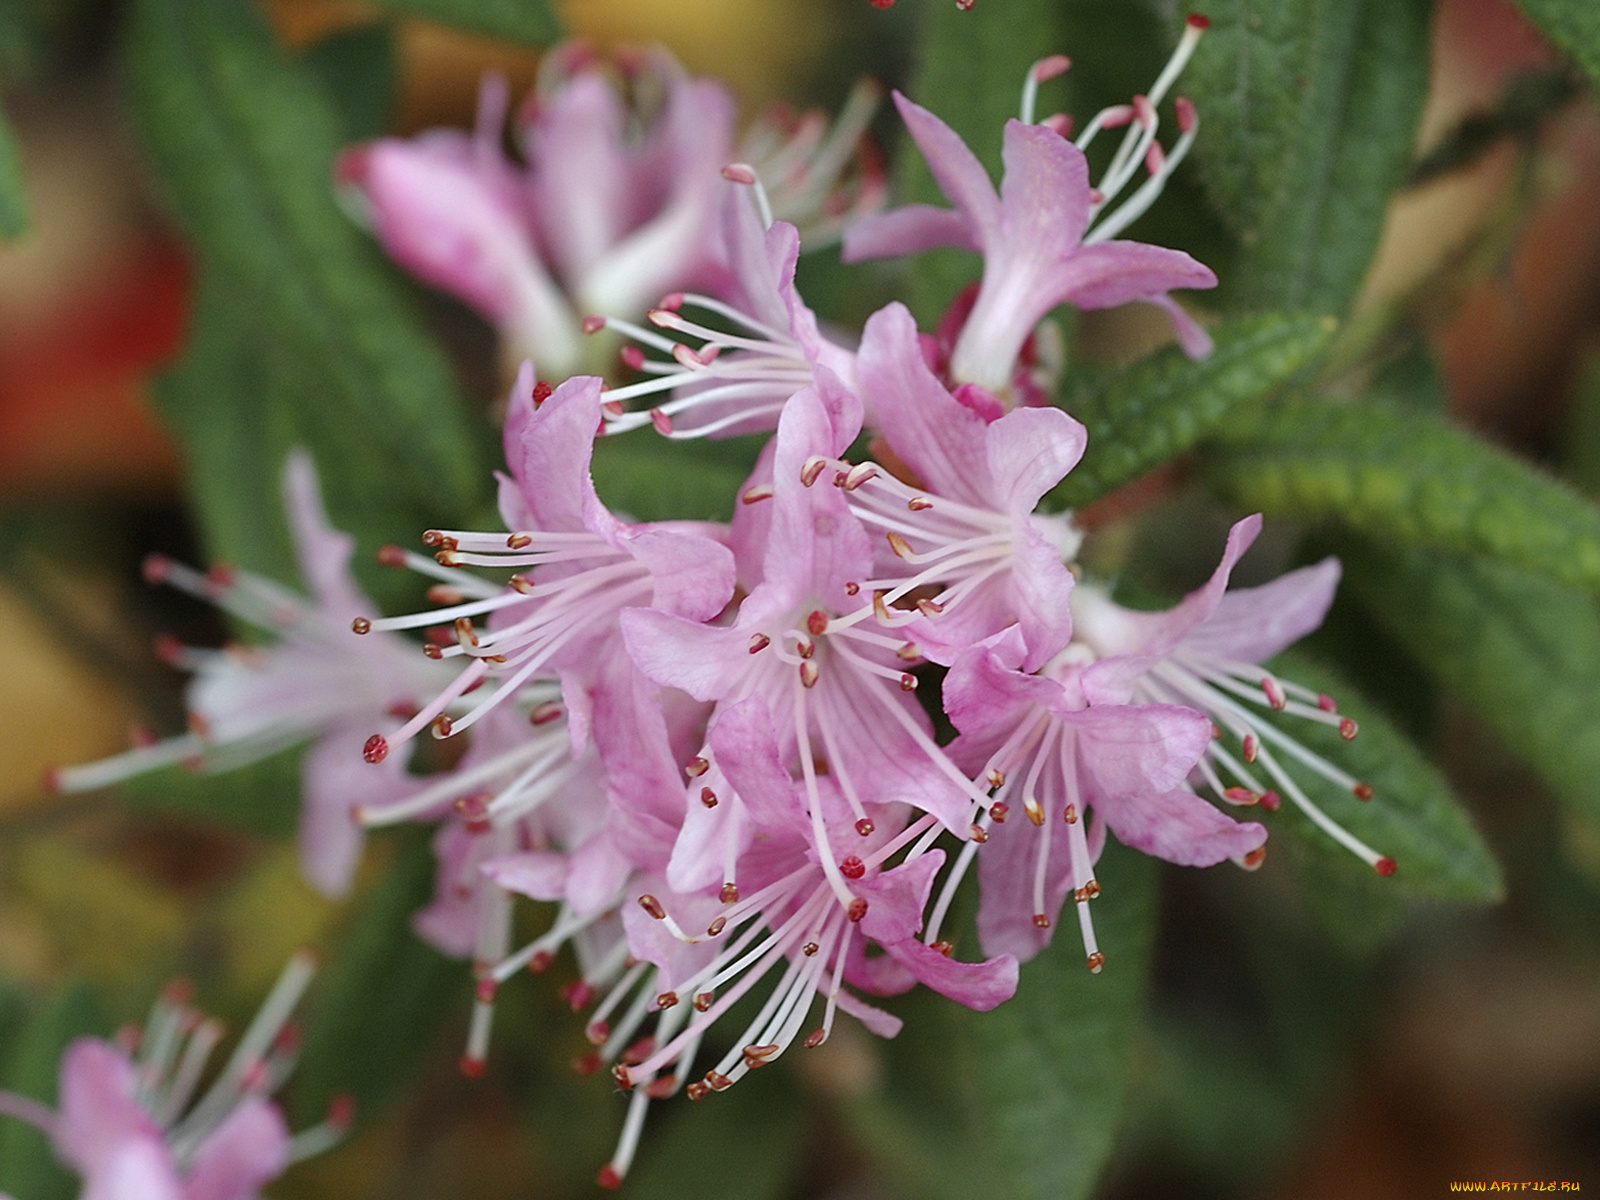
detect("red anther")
(1133, 93), (1155, 128)
(1318, 693), (1339, 713)
(802, 941), (820, 956)
(832, 470), (848, 488)
(154, 633), (186, 665)
(986, 768), (1005, 790)
(129, 723), (158, 748)
(142, 553), (172, 585)
(1145, 141), (1166, 175)
(1033, 53), (1071, 83)
(349, 617), (372, 636)
(1033, 913), (1051, 929)
(898, 642), (921, 662)
(1042, 113), (1074, 137)
(843, 462), (878, 490)
(886, 530), (915, 559)
(531, 380), (553, 406)
(990, 800), (1010, 823)
(1187, 13), (1210, 29)
(955, 0), (973, 9)
(806, 609), (829, 636)
(435, 549), (461, 567)
(1074, 886), (1091, 904)
(326, 1092), (355, 1132)
(1375, 857), (1398, 877)
(686, 756), (710, 777)
(459, 1055), (486, 1078)
(695, 990), (715, 1011)
(362, 734), (389, 764)
(706, 915), (727, 937)
(41, 766), (63, 794)
(1260, 790), (1282, 812)
(620, 345), (646, 371)
(795, 635), (814, 659)
(800, 455), (828, 487)
(1211, 721), (1223, 739)
(845, 581), (861, 596)
(561, 981), (597, 1011)
(597, 1165), (624, 1190)
(528, 701), (563, 726)
(855, 818), (875, 837)
(1083, 879), (1101, 899)
(839, 855), (866, 880)
(528, 951), (554, 974)
(505, 533), (533, 551)
(649, 408), (673, 436)
(658, 292), (686, 312)
(1353, 783), (1374, 801)
(1086, 951), (1106, 973)
(1025, 798), (1046, 827)
(1176, 95), (1197, 134)
(612, 1064), (633, 1091)
(686, 1080), (711, 1101)
(426, 585), (465, 605)
(509, 574), (535, 594)
(743, 1043), (780, 1068)
(748, 633), (771, 654)
(656, 991), (679, 1010)
(638, 894), (667, 920)
(722, 163), (759, 184)
(644, 1076), (678, 1099)
(720, 882), (740, 904)
(430, 715), (454, 740)
(573, 1051), (602, 1076)
(868, 0), (894, 8)
(586, 1020), (610, 1045)
(742, 483), (774, 504)
(847, 897), (869, 923)
(872, 592), (893, 623)
(928, 939), (955, 957)
(700, 786), (718, 808)
(804, 1029), (828, 1049)
(1262, 676), (1287, 710)
(206, 563), (237, 590)
(621, 1037), (655, 1064)
(1223, 786), (1259, 805)
(1241, 847), (1267, 871)
(1062, 803), (1078, 825)
(705, 1070), (733, 1092)
(800, 660), (820, 688)
(475, 977), (497, 1004)
(422, 644), (443, 660)
(453, 792), (491, 832)
(1242, 733), (1258, 764)
(915, 598), (945, 617)
(1339, 718), (1359, 740)
(581, 315), (606, 334)
(376, 543), (406, 568)
(969, 823), (989, 843)
(422, 530), (444, 547)
(907, 495), (933, 511)
(900, 673), (918, 692)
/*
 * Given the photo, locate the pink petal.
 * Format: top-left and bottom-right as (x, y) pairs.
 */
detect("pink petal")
(480, 851), (569, 901)
(623, 526), (737, 622)
(1050, 240), (1217, 312)
(501, 373), (625, 544)
(1098, 788), (1267, 868)
(83, 1137), (183, 1200)
(983, 405), (1086, 519)
(854, 849), (943, 944)
(832, 989), (904, 1038)
(281, 449), (366, 621)
(181, 1097), (289, 1200)
(996, 120), (1093, 259)
(1183, 557), (1342, 664)
(890, 93), (1001, 245)
(841, 203), (977, 262)
(297, 726), (408, 898)
(1073, 702), (1213, 797)
(882, 940), (1019, 1011)
(1143, 293), (1214, 359)
(524, 72), (633, 286)
(55, 1041), (155, 1178)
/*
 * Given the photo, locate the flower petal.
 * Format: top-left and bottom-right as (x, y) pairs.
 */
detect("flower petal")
(181, 1097), (290, 1200)
(1098, 788), (1267, 868)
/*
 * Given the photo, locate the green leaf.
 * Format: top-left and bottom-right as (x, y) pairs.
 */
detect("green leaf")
(115, 748), (304, 838)
(1514, 0), (1600, 89)
(590, 434), (761, 524)
(1182, 0), (1432, 314)
(1339, 539), (1600, 820)
(850, 840), (1155, 1200)
(1265, 650), (1501, 906)
(363, 0), (560, 46)
(895, 0), (1067, 323)
(292, 830), (462, 1124)
(298, 23), (396, 144)
(126, 0), (492, 547)
(1207, 396), (1600, 592)
(1048, 313), (1334, 510)
(0, 983), (103, 1200)
(0, 104), (27, 239)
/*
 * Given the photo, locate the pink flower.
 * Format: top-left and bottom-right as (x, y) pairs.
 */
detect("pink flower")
(1071, 514), (1397, 876)
(0, 957), (345, 1200)
(844, 22), (1217, 397)
(48, 451), (447, 899)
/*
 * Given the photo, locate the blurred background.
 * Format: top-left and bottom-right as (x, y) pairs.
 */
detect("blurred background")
(4, 0), (1600, 1196)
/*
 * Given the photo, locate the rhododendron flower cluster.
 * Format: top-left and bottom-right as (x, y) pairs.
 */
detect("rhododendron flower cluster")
(56, 21), (1400, 1189)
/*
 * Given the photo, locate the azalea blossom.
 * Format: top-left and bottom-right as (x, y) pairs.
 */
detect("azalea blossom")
(844, 18), (1217, 399)
(0, 956), (346, 1200)
(48, 450), (448, 898)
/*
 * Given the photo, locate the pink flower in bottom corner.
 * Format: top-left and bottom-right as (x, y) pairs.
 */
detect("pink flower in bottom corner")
(0, 956), (348, 1200)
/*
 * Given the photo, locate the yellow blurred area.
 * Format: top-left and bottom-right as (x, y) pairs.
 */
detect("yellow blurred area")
(212, 843), (343, 1000)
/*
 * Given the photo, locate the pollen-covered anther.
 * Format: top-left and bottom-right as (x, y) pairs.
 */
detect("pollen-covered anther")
(694, 990), (715, 1011)
(839, 855), (866, 880)
(430, 715), (453, 740)
(802, 941), (819, 956)
(586, 1020), (610, 1045)
(686, 756), (710, 778)
(638, 894), (667, 920)
(720, 882), (740, 904)
(845, 581), (861, 596)
(899, 673), (917, 692)
(618, 346), (645, 373)
(897, 641), (921, 662)
(748, 633), (771, 655)
(1353, 783), (1374, 801)
(1375, 857), (1397, 877)
(643, 1076), (678, 1100)
(350, 617), (371, 635)
(459, 1055), (486, 1078)
(509, 574), (535, 594)
(426, 585), (465, 605)
(1242, 734), (1258, 764)
(453, 617), (479, 648)
(1260, 790), (1282, 812)
(1074, 886), (1091, 904)
(362, 734), (389, 764)
(685, 1081), (711, 1101)
(1339, 718), (1359, 740)
(804, 1029), (827, 1049)
(916, 598), (944, 617)
(801, 456), (829, 487)
(906, 495), (933, 512)
(847, 897), (869, 922)
(376, 543), (407, 569)
(573, 1051), (601, 1076)
(621, 1037), (655, 1064)
(582, 315), (607, 334)
(1086, 951), (1106, 973)
(1261, 676), (1287, 710)
(656, 991), (679, 1010)
(1032, 913), (1051, 929)
(986, 768), (1005, 790)
(843, 463), (878, 491)
(612, 1064), (633, 1091)
(505, 533), (533, 550)
(1033, 53), (1071, 82)
(1318, 693), (1339, 713)
(706, 915), (726, 937)
(721, 163), (758, 184)
(1062, 803), (1078, 825)
(742, 483), (774, 505)
(1241, 847), (1267, 871)
(806, 610), (829, 636)
(990, 800), (1010, 823)
(528, 701), (563, 726)
(742, 1043), (780, 1069)
(649, 408), (673, 435)
(1176, 95), (1198, 134)
(704, 1070), (732, 1092)
(1024, 797), (1046, 826)
(800, 660), (820, 688)
(855, 818), (875, 837)
(1187, 12), (1211, 30)
(701, 786), (718, 808)
(969, 823), (989, 843)
(528, 950), (554, 974)
(886, 531), (915, 559)
(1223, 786), (1259, 806)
